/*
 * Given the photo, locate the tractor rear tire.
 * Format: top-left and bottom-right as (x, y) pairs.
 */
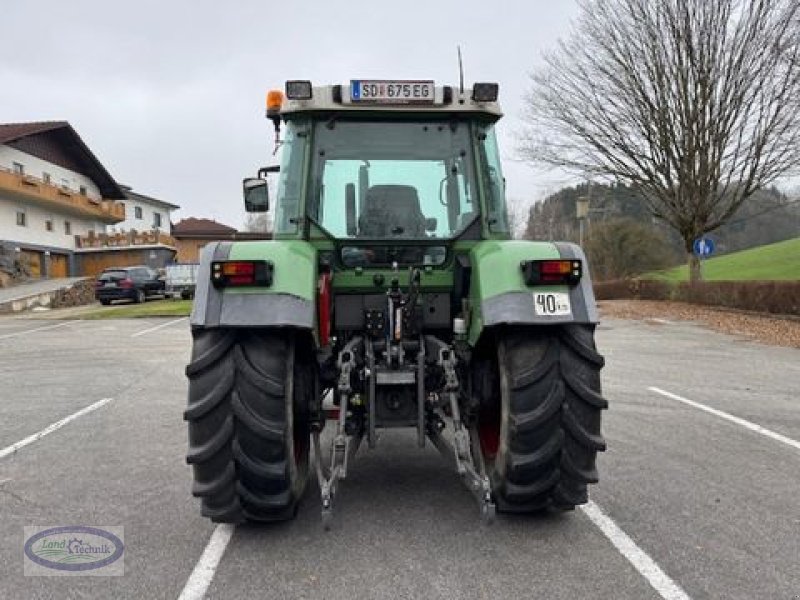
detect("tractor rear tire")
(184, 328), (312, 523)
(475, 325), (607, 512)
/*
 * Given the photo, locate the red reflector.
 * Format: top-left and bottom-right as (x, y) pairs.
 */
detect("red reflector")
(228, 275), (254, 285)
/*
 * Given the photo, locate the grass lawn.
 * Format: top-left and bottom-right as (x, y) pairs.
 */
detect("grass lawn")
(77, 299), (192, 319)
(645, 237), (800, 282)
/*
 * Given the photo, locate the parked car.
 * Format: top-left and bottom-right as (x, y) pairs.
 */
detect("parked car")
(95, 266), (165, 305)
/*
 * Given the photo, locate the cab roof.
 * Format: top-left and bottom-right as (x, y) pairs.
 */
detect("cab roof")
(277, 84), (503, 120)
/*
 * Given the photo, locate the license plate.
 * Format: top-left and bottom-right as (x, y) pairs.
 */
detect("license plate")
(104, 282), (116, 288)
(533, 292), (571, 316)
(351, 80), (435, 104)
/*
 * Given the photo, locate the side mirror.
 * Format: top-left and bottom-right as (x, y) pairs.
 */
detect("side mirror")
(243, 178), (269, 212)
(345, 183), (357, 236)
(425, 217), (437, 232)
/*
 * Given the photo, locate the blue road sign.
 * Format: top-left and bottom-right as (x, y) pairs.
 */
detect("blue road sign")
(693, 237), (715, 258)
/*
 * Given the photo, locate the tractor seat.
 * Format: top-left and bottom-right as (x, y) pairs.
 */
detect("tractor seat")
(359, 185), (426, 237)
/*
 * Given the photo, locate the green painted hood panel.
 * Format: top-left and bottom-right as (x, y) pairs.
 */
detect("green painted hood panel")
(469, 240), (561, 297)
(226, 240), (317, 300)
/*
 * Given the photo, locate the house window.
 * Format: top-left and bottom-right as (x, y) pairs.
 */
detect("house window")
(43, 172), (51, 184)
(16, 211), (26, 226)
(79, 185), (87, 196)
(12, 162), (24, 175)
(153, 212), (162, 228)
(61, 178), (70, 190)
(64, 221), (71, 235)
(45, 219), (53, 232)
(135, 206), (143, 219)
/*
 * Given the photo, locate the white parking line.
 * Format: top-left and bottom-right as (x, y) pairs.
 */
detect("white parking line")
(131, 317), (188, 338)
(177, 524), (235, 600)
(0, 398), (113, 459)
(649, 386), (800, 451)
(581, 501), (691, 600)
(0, 321), (71, 340)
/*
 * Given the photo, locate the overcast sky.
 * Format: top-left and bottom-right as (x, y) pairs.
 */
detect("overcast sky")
(2, 0), (582, 230)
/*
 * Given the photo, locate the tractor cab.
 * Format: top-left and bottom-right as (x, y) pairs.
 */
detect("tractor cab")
(244, 80), (511, 257)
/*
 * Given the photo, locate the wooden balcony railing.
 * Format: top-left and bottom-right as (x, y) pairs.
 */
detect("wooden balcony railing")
(0, 167), (125, 223)
(76, 230), (177, 249)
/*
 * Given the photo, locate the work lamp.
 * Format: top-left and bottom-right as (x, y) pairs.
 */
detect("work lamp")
(285, 80), (313, 100)
(472, 82), (499, 102)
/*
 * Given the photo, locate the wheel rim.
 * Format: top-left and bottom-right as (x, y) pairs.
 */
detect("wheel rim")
(286, 337), (311, 495)
(292, 360), (310, 466)
(477, 338), (510, 475)
(478, 414), (501, 460)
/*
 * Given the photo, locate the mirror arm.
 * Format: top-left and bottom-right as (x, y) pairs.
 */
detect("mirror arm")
(268, 115), (282, 153)
(258, 165), (280, 177)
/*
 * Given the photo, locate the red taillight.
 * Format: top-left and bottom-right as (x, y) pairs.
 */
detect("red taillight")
(540, 260), (573, 275)
(223, 262), (255, 285)
(120, 278), (134, 289)
(211, 260), (273, 288)
(521, 259), (582, 286)
(222, 262), (255, 277)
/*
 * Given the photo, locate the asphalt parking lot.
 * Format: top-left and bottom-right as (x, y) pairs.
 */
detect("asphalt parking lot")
(0, 314), (798, 599)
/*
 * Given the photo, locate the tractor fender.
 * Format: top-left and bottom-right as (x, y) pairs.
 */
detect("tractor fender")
(190, 240), (317, 330)
(468, 240), (599, 345)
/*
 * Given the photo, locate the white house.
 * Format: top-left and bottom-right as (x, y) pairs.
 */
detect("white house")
(0, 121), (126, 278)
(110, 185), (180, 234)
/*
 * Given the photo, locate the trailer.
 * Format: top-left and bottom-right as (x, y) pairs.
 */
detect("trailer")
(165, 263), (199, 300)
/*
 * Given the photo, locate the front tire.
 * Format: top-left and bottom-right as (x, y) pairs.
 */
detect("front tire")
(474, 325), (607, 512)
(184, 329), (313, 522)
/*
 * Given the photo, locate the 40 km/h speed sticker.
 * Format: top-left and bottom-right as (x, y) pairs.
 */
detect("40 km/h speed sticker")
(533, 292), (572, 316)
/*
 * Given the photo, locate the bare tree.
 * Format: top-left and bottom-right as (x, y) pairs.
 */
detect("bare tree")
(521, 0), (800, 281)
(506, 196), (533, 239)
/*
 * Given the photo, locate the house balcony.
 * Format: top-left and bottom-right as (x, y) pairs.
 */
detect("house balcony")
(75, 229), (177, 250)
(0, 167), (125, 224)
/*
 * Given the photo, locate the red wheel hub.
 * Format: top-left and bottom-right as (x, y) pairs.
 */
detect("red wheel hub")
(478, 417), (500, 460)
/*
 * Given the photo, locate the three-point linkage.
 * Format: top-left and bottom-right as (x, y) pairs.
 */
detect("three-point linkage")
(311, 270), (495, 529)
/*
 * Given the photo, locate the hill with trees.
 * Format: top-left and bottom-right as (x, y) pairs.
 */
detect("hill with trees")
(522, 182), (800, 280)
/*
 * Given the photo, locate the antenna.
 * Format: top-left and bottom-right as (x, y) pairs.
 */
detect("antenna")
(457, 46), (464, 94)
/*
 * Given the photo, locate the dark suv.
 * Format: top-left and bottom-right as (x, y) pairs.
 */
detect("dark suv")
(95, 266), (165, 305)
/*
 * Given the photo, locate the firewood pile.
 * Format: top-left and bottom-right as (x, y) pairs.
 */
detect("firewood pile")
(51, 279), (95, 308)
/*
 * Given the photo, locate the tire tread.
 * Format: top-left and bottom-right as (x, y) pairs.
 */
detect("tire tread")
(487, 325), (606, 512)
(185, 328), (308, 523)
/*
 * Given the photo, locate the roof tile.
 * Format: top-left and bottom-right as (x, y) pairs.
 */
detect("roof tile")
(172, 217), (238, 235)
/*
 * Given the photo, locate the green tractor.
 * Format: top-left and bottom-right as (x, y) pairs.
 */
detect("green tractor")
(185, 79), (607, 526)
